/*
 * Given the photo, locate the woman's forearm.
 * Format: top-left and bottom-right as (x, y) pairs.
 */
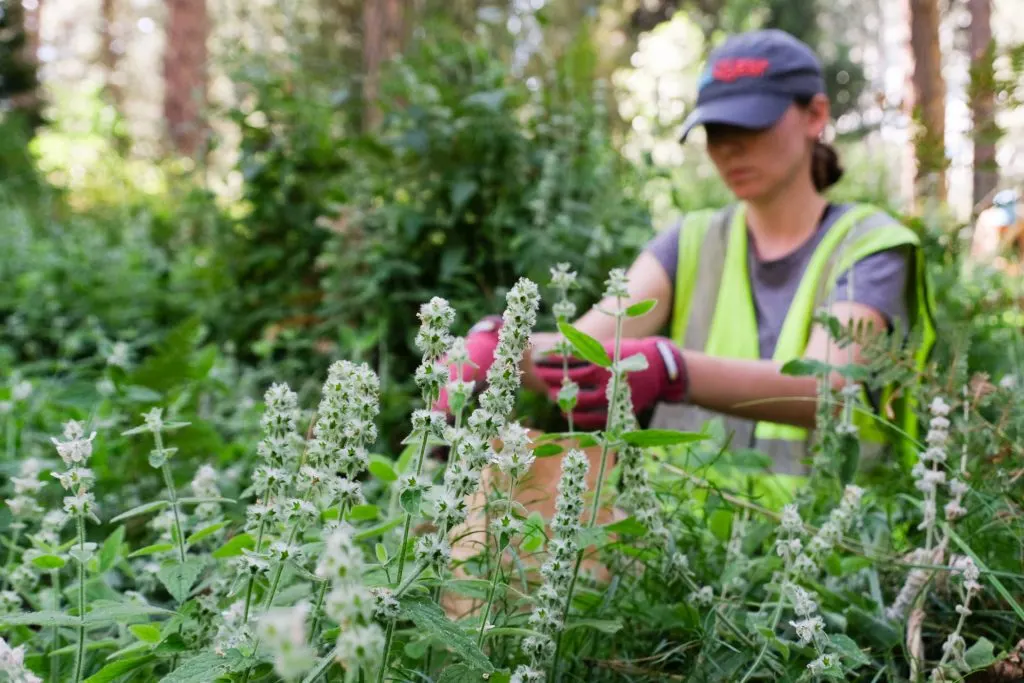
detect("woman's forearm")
(682, 350), (837, 429)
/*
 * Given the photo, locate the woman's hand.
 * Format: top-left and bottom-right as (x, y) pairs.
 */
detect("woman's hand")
(533, 337), (688, 429)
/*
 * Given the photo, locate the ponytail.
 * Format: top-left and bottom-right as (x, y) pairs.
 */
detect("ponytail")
(811, 140), (843, 192)
(794, 95), (844, 192)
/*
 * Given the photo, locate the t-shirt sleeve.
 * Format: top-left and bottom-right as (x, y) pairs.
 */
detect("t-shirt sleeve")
(644, 218), (683, 288)
(830, 246), (911, 333)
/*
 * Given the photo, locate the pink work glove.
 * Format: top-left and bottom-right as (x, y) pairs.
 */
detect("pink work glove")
(533, 337), (688, 430)
(433, 315), (504, 415)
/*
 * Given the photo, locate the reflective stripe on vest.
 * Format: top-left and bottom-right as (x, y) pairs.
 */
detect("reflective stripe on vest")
(658, 202), (932, 477)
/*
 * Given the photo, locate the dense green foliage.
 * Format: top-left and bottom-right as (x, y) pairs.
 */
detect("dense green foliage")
(1, 10), (1023, 683)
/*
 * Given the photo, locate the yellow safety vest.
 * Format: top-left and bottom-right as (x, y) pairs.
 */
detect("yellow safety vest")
(651, 202), (936, 505)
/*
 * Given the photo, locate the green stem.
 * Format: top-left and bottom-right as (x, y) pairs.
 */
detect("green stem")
(301, 647), (340, 683)
(377, 621), (396, 683)
(395, 562), (427, 597)
(376, 428), (431, 683)
(308, 579), (330, 643)
(5, 413), (15, 461)
(50, 569), (60, 683)
(476, 558), (502, 648)
(1, 527), (22, 590)
(153, 430), (186, 564)
(73, 515), (87, 683)
(479, 477), (515, 647)
(241, 572), (257, 624)
(550, 303), (624, 682)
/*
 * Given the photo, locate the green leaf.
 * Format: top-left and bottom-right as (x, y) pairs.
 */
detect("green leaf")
(354, 516), (403, 542)
(375, 543), (388, 565)
(603, 516), (648, 536)
(186, 521), (228, 545)
(83, 602), (175, 625)
(31, 554), (66, 570)
(838, 556), (872, 575)
(158, 650), (246, 683)
(564, 618), (623, 634)
(400, 488), (423, 515)
(945, 524), (1024, 624)
(84, 655), (155, 683)
(779, 358), (831, 377)
(369, 456), (398, 483)
(128, 544), (175, 559)
(399, 596), (493, 672)
(437, 664), (493, 682)
(963, 637), (997, 670)
(556, 321), (611, 368)
(828, 633), (870, 667)
(532, 444), (564, 458)
(212, 534), (255, 559)
(395, 442), (418, 474)
(617, 353), (649, 373)
(844, 606), (899, 650)
(521, 511), (547, 553)
(0, 610), (80, 627)
(130, 624), (162, 643)
(95, 528), (123, 574)
(177, 496), (236, 506)
(157, 559), (205, 603)
(348, 504), (379, 522)
(624, 299), (657, 318)
(621, 429), (708, 447)
(111, 500), (169, 523)
(577, 527), (608, 548)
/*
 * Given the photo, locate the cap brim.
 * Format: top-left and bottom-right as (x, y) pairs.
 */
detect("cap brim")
(679, 92), (792, 142)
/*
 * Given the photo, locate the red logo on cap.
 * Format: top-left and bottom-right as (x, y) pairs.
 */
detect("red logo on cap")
(712, 58), (770, 82)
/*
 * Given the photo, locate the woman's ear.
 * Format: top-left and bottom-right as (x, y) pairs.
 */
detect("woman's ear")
(806, 93), (831, 138)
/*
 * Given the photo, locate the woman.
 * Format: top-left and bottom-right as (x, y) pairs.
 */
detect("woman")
(444, 28), (934, 480)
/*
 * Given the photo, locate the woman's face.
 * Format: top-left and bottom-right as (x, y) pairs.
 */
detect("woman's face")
(704, 96), (828, 202)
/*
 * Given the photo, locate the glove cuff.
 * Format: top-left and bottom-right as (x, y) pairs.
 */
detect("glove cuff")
(654, 338), (688, 403)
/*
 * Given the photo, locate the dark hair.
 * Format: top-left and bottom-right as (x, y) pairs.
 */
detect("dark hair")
(795, 96), (844, 192)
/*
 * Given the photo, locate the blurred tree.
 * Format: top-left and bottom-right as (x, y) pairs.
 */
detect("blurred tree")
(907, 0), (947, 204)
(624, 0), (867, 126)
(164, 0), (208, 156)
(0, 0), (43, 129)
(968, 0), (998, 213)
(362, 0), (408, 130)
(100, 0), (122, 109)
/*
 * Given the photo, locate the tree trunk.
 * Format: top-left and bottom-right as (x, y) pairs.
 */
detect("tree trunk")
(362, 0), (406, 131)
(968, 0), (998, 214)
(906, 0), (947, 204)
(101, 0), (122, 108)
(163, 0), (208, 156)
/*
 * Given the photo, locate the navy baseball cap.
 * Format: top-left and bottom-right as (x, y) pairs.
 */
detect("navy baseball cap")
(679, 29), (826, 142)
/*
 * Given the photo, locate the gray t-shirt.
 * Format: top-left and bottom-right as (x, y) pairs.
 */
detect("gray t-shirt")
(646, 203), (910, 359)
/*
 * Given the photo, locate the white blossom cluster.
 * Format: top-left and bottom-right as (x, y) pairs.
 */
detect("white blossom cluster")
(257, 601), (315, 681)
(190, 464), (224, 526)
(617, 445), (668, 543)
(245, 383), (303, 540)
(929, 556), (984, 681)
(549, 262), (578, 322)
(0, 637), (42, 683)
(769, 502), (845, 678)
(414, 296), (457, 404)
(515, 449), (591, 681)
(51, 420), (99, 526)
(603, 268), (629, 300)
(317, 524), (385, 676)
(913, 397), (952, 536)
(5, 457), (47, 523)
(795, 485), (864, 577)
(468, 279), (541, 441)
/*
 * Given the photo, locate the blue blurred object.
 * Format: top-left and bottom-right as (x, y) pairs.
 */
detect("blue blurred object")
(992, 189), (1019, 228)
